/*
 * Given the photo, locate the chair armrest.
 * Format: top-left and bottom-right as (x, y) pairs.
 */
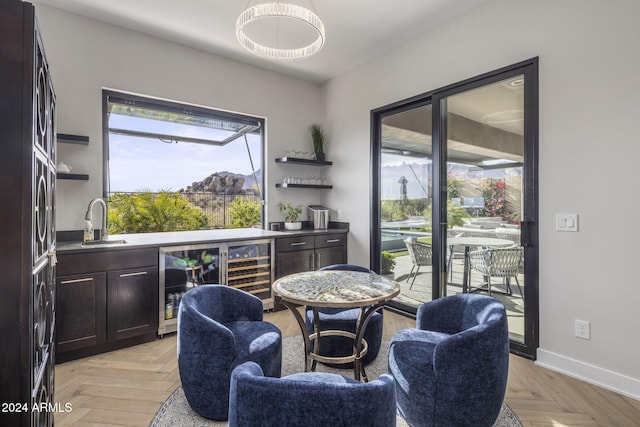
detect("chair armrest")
(433, 320), (508, 378)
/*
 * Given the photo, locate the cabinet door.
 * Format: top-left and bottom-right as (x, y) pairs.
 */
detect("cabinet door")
(56, 272), (107, 353)
(107, 267), (158, 341)
(315, 246), (347, 270)
(275, 249), (315, 278)
(314, 234), (348, 270)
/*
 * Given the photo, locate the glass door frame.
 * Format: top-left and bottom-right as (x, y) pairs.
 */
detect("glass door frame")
(371, 58), (539, 358)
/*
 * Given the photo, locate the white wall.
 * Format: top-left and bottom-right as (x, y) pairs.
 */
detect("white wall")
(323, 0), (640, 398)
(37, 0), (640, 399)
(34, 4), (324, 231)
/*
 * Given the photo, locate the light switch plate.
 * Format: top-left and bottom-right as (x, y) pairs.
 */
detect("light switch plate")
(556, 213), (578, 232)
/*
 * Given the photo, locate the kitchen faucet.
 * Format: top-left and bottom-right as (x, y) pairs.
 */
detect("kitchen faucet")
(84, 197), (108, 241)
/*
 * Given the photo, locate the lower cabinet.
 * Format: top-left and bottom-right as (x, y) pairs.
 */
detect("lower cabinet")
(274, 233), (347, 310)
(107, 267), (158, 341)
(55, 248), (158, 362)
(56, 272), (106, 354)
(275, 232), (347, 277)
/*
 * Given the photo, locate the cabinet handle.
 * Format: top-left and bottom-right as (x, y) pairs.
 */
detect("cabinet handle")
(290, 242), (307, 246)
(60, 277), (93, 284)
(325, 239), (340, 243)
(119, 271), (148, 278)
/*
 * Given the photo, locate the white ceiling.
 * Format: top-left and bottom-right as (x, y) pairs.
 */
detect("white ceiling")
(31, 0), (489, 83)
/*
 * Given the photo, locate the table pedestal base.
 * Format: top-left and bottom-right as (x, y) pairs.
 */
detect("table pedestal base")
(277, 298), (383, 382)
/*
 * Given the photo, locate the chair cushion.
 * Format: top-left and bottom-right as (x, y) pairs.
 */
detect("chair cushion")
(305, 307), (383, 367)
(226, 320), (282, 378)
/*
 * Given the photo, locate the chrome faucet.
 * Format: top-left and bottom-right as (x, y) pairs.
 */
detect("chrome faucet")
(85, 198), (108, 241)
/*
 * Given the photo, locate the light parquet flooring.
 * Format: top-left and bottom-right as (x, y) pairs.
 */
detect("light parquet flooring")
(54, 308), (640, 427)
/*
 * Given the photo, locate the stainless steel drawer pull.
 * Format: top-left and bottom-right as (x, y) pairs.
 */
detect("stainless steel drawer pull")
(60, 277), (93, 284)
(290, 242), (307, 246)
(325, 239), (341, 243)
(119, 271), (148, 278)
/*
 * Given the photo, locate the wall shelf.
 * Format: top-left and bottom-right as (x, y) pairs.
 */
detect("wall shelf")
(58, 172), (89, 181)
(57, 133), (89, 145)
(276, 183), (332, 189)
(275, 157), (332, 166)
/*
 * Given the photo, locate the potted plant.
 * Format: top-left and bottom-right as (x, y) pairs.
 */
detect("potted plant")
(278, 202), (303, 230)
(381, 251), (396, 277)
(308, 123), (326, 162)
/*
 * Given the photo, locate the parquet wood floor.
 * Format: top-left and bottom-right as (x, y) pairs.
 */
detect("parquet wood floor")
(54, 308), (640, 426)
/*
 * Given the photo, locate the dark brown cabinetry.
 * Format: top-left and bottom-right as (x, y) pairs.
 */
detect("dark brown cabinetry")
(107, 267), (157, 341)
(1, 1), (57, 425)
(56, 273), (106, 353)
(56, 249), (158, 362)
(275, 233), (347, 277)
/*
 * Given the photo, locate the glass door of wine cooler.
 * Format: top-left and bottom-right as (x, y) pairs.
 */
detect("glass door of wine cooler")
(226, 240), (274, 310)
(158, 244), (222, 335)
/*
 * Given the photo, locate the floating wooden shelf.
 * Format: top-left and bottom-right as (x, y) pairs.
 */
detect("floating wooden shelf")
(276, 183), (332, 189)
(275, 157), (332, 166)
(57, 133), (89, 145)
(57, 173), (89, 181)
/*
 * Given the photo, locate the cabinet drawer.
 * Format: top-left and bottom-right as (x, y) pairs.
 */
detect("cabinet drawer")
(314, 233), (346, 249)
(57, 248), (158, 275)
(276, 235), (315, 252)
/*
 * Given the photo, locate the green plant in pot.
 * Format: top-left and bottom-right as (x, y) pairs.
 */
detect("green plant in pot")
(308, 123), (326, 162)
(381, 251), (396, 275)
(278, 202), (303, 230)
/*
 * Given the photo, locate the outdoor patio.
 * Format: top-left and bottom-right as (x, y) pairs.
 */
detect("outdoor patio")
(388, 251), (525, 342)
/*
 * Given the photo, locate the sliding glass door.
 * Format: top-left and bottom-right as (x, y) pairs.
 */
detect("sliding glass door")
(372, 59), (538, 358)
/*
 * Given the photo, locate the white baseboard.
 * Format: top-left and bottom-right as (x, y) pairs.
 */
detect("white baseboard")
(536, 349), (640, 400)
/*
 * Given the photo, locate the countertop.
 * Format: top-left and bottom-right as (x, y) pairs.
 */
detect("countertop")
(56, 226), (348, 254)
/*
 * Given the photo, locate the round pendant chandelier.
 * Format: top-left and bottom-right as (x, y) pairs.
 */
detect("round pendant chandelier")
(236, 2), (325, 60)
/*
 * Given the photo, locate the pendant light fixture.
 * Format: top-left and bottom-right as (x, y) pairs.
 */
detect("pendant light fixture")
(236, 1), (325, 60)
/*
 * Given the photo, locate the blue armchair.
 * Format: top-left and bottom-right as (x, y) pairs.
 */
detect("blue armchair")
(305, 264), (384, 367)
(229, 361), (397, 427)
(389, 293), (509, 427)
(177, 285), (282, 420)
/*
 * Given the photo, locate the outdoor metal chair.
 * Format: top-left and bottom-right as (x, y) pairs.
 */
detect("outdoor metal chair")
(404, 238), (433, 289)
(468, 246), (524, 296)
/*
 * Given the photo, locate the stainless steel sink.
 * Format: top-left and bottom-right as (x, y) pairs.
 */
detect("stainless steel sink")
(81, 239), (127, 247)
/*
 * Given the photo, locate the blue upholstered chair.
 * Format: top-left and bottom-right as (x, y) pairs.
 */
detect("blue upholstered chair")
(177, 285), (282, 420)
(305, 264), (384, 367)
(229, 361), (397, 427)
(389, 293), (509, 427)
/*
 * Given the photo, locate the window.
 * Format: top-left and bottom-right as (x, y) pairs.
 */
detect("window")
(102, 90), (265, 233)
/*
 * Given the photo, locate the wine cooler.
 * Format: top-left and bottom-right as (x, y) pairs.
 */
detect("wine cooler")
(158, 239), (274, 336)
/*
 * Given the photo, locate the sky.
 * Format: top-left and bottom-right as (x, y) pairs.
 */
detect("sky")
(108, 114), (262, 193)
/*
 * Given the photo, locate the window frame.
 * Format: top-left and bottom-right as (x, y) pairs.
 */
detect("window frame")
(101, 89), (266, 230)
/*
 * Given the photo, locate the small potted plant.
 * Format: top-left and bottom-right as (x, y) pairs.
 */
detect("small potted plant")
(308, 123), (326, 162)
(381, 251), (396, 278)
(278, 202), (303, 230)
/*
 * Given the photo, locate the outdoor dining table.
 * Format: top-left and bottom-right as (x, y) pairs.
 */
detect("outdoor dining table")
(447, 236), (514, 294)
(272, 270), (401, 382)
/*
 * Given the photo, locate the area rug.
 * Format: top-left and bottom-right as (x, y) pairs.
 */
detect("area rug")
(151, 336), (522, 427)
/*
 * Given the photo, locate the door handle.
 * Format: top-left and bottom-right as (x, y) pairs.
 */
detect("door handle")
(520, 221), (533, 247)
(119, 271), (148, 278)
(60, 277), (93, 284)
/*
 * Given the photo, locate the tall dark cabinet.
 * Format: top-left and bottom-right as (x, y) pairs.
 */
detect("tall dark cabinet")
(1, 1), (57, 426)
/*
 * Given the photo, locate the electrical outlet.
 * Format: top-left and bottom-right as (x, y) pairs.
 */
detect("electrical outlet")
(575, 319), (591, 340)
